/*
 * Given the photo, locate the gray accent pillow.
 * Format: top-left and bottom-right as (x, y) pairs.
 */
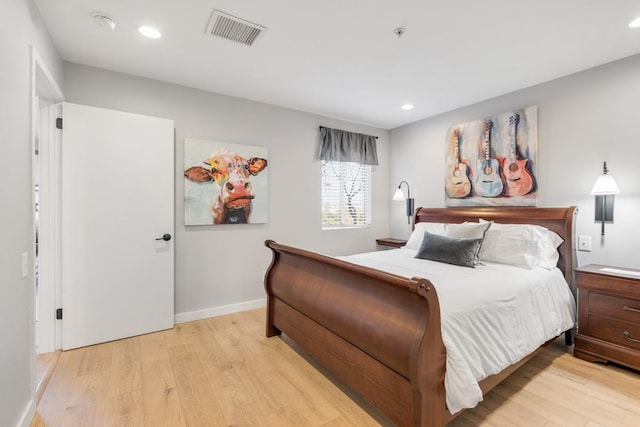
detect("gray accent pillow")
(414, 231), (483, 268)
(445, 221), (492, 263)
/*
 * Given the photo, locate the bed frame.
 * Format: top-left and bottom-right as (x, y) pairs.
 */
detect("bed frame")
(264, 206), (577, 426)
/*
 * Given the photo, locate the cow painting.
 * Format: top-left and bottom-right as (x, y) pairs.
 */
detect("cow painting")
(184, 143), (268, 225)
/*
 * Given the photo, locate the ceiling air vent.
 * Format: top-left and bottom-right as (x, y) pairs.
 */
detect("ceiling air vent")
(206, 10), (266, 46)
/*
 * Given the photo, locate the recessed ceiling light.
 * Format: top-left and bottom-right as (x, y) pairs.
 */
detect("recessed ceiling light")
(630, 17), (640, 28)
(139, 26), (162, 39)
(92, 13), (116, 31)
(401, 104), (414, 111)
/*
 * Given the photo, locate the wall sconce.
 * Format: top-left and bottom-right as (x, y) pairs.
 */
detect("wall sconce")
(591, 161), (620, 236)
(393, 181), (414, 224)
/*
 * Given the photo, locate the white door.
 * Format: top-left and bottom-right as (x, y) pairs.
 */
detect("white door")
(60, 103), (174, 350)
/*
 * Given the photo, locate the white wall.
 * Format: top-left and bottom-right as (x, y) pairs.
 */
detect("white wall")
(0, 1), (63, 426)
(63, 63), (390, 318)
(390, 54), (640, 270)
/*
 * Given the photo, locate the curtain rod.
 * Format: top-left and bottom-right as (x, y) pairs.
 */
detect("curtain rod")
(319, 126), (378, 139)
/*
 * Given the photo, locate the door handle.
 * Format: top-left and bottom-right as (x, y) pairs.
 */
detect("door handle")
(155, 233), (172, 242)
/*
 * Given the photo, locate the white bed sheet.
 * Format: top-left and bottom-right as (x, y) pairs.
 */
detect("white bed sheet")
(338, 248), (576, 414)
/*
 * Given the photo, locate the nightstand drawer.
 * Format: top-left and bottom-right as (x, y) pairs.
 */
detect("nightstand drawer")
(589, 315), (640, 352)
(589, 292), (640, 323)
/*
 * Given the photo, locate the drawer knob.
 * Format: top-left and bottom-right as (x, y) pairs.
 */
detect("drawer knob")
(623, 331), (640, 344)
(623, 306), (640, 314)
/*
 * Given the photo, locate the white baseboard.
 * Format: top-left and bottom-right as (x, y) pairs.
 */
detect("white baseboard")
(174, 298), (266, 324)
(16, 398), (35, 427)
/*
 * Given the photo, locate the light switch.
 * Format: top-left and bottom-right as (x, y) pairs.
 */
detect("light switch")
(21, 252), (28, 279)
(578, 235), (592, 252)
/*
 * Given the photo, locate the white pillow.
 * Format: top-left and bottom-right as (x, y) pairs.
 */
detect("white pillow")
(445, 222), (492, 239)
(478, 219), (564, 269)
(479, 223), (541, 269)
(404, 222), (447, 250)
(538, 229), (564, 270)
(445, 222), (492, 265)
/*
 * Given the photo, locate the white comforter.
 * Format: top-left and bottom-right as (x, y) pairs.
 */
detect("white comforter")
(338, 248), (576, 414)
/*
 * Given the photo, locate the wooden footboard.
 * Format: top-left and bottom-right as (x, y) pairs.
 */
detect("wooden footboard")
(264, 240), (447, 427)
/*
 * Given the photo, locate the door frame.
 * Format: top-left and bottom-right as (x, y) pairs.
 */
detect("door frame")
(31, 46), (64, 359)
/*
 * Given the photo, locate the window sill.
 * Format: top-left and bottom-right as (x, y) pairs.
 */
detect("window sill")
(322, 225), (371, 231)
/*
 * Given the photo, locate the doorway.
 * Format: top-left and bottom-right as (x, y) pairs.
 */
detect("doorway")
(32, 48), (64, 357)
(31, 48), (64, 406)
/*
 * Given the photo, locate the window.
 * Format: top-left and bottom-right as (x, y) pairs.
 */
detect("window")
(318, 126), (377, 229)
(321, 160), (371, 228)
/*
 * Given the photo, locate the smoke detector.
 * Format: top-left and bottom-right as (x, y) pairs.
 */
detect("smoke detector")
(92, 13), (116, 31)
(206, 10), (266, 46)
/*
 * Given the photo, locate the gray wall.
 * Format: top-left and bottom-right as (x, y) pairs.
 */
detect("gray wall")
(390, 54), (640, 270)
(63, 62), (390, 317)
(1, 0), (63, 426)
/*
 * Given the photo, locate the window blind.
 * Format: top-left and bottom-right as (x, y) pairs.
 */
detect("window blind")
(321, 161), (371, 228)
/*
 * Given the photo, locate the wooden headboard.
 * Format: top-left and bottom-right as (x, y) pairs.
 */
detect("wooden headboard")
(413, 207), (578, 285)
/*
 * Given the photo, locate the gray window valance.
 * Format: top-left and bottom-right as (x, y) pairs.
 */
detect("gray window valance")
(319, 126), (379, 166)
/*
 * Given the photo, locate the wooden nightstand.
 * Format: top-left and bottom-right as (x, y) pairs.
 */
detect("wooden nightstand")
(375, 238), (407, 249)
(574, 264), (640, 371)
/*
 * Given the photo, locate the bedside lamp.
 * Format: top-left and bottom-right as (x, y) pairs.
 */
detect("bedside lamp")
(591, 161), (620, 236)
(393, 181), (414, 224)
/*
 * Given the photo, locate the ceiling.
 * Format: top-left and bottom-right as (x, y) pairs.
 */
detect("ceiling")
(35, 0), (640, 129)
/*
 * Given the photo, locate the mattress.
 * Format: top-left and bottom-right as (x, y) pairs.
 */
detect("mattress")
(338, 248), (576, 413)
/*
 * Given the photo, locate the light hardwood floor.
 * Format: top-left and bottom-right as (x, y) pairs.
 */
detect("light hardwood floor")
(35, 350), (60, 405)
(32, 308), (640, 426)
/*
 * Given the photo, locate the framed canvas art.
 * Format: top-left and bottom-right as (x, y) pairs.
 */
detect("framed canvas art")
(184, 138), (268, 225)
(444, 106), (537, 207)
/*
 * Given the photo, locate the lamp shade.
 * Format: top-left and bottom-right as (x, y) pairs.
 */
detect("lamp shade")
(392, 188), (405, 201)
(591, 174), (620, 195)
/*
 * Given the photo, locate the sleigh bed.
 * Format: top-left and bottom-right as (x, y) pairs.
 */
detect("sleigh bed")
(264, 206), (577, 426)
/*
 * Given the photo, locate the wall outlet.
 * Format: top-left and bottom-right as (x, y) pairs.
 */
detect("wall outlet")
(578, 235), (592, 252)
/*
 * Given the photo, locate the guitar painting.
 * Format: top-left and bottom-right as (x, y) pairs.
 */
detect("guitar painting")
(445, 128), (471, 198)
(503, 113), (534, 197)
(444, 105), (538, 207)
(474, 120), (504, 197)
